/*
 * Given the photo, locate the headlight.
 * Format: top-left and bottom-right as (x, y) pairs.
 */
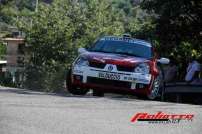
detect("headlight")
(134, 63), (150, 74)
(75, 57), (89, 66)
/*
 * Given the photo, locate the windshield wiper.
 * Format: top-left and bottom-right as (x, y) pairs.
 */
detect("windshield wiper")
(90, 50), (112, 53)
(90, 50), (142, 57)
(114, 52), (140, 57)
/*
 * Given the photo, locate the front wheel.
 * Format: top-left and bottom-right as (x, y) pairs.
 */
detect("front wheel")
(66, 69), (89, 95)
(68, 86), (89, 95)
(147, 76), (163, 100)
(147, 66), (165, 100)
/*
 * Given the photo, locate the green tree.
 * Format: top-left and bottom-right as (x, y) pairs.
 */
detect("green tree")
(141, 0), (202, 80)
(0, 0), (35, 36)
(141, 0), (202, 57)
(0, 42), (6, 59)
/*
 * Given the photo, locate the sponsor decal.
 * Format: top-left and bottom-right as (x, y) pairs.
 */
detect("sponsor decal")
(98, 72), (120, 80)
(137, 79), (149, 83)
(131, 111), (194, 124)
(101, 37), (151, 47)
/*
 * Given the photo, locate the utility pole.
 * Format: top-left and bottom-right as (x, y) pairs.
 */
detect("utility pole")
(35, 0), (38, 12)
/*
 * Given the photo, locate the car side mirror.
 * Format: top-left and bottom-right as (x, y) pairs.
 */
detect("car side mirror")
(78, 47), (87, 54)
(158, 58), (170, 64)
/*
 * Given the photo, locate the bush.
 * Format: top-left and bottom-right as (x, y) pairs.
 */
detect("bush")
(24, 64), (66, 92)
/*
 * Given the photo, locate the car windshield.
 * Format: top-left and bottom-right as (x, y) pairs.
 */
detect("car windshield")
(89, 39), (152, 58)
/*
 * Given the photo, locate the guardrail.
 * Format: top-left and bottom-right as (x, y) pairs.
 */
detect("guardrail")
(161, 63), (202, 102)
(162, 83), (202, 102)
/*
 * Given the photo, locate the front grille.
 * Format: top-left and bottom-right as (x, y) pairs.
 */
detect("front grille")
(116, 65), (134, 72)
(89, 61), (135, 72)
(89, 61), (106, 69)
(87, 77), (131, 88)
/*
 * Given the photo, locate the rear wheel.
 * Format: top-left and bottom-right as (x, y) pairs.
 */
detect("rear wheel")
(66, 69), (89, 95)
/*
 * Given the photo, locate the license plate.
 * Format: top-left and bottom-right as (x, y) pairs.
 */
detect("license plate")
(98, 72), (121, 80)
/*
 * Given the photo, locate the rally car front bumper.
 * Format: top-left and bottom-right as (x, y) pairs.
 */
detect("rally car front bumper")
(71, 64), (153, 94)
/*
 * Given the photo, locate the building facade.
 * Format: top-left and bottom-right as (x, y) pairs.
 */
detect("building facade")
(2, 37), (25, 86)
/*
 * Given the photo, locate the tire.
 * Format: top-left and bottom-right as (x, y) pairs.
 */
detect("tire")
(66, 69), (89, 95)
(147, 65), (165, 100)
(92, 90), (104, 97)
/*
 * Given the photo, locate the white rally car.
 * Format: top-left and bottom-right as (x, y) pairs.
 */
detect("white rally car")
(66, 35), (169, 99)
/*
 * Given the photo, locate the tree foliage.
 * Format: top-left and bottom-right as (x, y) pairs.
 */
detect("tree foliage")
(141, 0), (202, 58)
(0, 42), (6, 59)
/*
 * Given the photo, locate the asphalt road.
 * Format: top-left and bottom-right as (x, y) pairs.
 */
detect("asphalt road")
(0, 87), (202, 134)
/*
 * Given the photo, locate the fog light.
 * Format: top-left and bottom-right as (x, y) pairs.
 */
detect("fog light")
(137, 83), (145, 89)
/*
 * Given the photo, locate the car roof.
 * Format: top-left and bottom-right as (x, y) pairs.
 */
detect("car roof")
(100, 36), (152, 47)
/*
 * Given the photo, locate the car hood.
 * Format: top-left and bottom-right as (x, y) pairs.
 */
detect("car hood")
(82, 52), (150, 67)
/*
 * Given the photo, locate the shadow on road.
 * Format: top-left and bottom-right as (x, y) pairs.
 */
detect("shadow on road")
(164, 93), (202, 105)
(1, 87), (202, 105)
(0, 87), (98, 98)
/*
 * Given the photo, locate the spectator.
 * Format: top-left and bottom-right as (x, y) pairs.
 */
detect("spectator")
(185, 56), (202, 84)
(164, 56), (178, 83)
